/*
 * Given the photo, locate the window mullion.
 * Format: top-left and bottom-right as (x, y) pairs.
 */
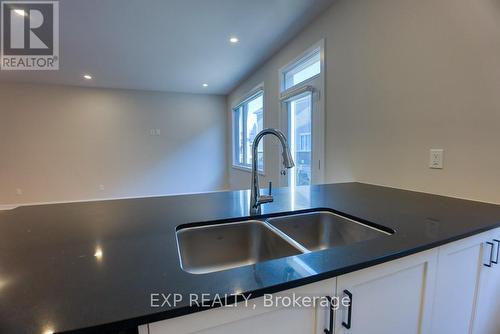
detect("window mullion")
(242, 104), (248, 167)
(234, 109), (238, 165)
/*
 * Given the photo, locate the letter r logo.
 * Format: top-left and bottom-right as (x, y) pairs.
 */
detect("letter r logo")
(1, 1), (57, 55)
(10, 8), (48, 49)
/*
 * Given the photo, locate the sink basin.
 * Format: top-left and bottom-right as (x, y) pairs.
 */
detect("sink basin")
(176, 220), (303, 274)
(177, 211), (394, 274)
(266, 211), (392, 252)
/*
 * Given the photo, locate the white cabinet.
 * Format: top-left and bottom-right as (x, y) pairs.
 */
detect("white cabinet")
(430, 227), (500, 334)
(334, 250), (438, 334)
(145, 278), (336, 334)
(473, 227), (500, 334)
(430, 231), (490, 334)
(141, 228), (500, 334)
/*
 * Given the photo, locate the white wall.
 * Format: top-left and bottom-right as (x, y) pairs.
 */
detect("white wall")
(0, 83), (227, 205)
(227, 0), (500, 204)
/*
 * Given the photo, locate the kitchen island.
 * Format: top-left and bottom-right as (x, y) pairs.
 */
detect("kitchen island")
(0, 182), (499, 333)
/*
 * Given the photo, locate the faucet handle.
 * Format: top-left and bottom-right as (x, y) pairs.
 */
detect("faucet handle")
(258, 194), (273, 204)
(268, 181), (272, 196)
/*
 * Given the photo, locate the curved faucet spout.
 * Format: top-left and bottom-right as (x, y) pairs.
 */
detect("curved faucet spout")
(250, 128), (294, 215)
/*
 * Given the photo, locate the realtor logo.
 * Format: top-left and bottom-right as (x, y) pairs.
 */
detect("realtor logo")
(1, 0), (59, 70)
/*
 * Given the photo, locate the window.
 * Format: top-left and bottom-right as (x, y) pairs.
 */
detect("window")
(282, 48), (321, 91)
(299, 132), (311, 152)
(233, 90), (264, 171)
(287, 93), (312, 186)
(280, 41), (325, 187)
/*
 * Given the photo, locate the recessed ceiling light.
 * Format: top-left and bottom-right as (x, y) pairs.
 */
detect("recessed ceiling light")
(229, 37), (239, 44)
(83, 74), (92, 80)
(202, 83), (208, 87)
(14, 9), (26, 16)
(94, 248), (103, 259)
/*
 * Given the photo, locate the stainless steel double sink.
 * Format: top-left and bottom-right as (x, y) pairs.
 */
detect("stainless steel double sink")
(176, 210), (394, 274)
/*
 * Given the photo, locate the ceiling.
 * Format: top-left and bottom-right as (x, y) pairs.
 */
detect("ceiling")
(0, 0), (334, 94)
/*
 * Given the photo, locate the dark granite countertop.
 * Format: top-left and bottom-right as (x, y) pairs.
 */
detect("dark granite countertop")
(0, 182), (499, 334)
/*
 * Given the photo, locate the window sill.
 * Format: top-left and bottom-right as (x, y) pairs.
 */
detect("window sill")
(232, 165), (265, 176)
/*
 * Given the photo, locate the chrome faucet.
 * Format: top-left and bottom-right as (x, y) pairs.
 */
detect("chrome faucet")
(250, 128), (294, 215)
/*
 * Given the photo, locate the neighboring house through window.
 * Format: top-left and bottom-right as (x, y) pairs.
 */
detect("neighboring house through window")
(232, 90), (264, 171)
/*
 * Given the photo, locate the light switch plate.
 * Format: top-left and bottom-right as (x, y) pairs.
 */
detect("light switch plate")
(429, 149), (444, 169)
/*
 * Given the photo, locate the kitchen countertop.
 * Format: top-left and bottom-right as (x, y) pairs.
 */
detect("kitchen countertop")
(0, 182), (499, 334)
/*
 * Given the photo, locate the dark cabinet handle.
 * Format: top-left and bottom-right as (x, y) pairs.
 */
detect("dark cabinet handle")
(324, 296), (334, 334)
(493, 239), (500, 265)
(485, 242), (495, 267)
(342, 289), (353, 329)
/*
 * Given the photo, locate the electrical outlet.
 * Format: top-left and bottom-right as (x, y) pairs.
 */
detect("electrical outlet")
(15, 188), (23, 195)
(99, 184), (105, 191)
(149, 128), (161, 136)
(429, 149), (444, 169)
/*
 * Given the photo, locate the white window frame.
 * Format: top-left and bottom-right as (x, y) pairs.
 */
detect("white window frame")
(231, 86), (265, 173)
(279, 39), (325, 186)
(280, 47), (321, 92)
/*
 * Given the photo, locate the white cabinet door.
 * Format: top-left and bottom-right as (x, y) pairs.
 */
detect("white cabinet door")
(334, 250), (438, 334)
(146, 278), (336, 334)
(473, 227), (500, 334)
(430, 231), (492, 334)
